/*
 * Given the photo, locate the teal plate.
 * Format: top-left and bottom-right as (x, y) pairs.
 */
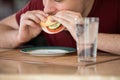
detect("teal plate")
(21, 46), (76, 56)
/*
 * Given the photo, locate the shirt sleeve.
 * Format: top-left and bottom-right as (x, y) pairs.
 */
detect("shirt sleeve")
(119, 0), (120, 33)
(15, 0), (44, 25)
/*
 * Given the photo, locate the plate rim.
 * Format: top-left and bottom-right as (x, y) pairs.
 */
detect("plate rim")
(20, 46), (76, 56)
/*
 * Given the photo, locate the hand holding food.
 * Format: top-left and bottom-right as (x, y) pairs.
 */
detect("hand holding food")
(40, 16), (65, 34)
(18, 10), (47, 43)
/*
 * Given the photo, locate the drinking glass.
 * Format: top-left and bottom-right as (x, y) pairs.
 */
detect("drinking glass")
(75, 17), (99, 62)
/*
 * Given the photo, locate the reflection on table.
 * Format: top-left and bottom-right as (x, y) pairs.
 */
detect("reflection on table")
(0, 49), (120, 80)
(0, 59), (120, 76)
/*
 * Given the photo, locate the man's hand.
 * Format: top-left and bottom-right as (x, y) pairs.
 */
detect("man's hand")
(17, 10), (48, 43)
(51, 10), (82, 41)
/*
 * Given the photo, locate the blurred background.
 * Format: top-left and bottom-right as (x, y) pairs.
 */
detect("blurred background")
(0, 0), (29, 20)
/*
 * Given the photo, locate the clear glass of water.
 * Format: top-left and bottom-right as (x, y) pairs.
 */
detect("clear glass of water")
(75, 17), (99, 62)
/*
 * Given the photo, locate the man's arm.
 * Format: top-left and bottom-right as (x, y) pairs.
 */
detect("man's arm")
(98, 33), (120, 55)
(0, 14), (21, 48)
(0, 10), (48, 49)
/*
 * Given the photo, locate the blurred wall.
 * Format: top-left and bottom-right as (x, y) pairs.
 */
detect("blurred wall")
(0, 0), (29, 20)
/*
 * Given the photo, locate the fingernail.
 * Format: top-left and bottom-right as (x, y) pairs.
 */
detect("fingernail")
(50, 16), (56, 22)
(45, 14), (49, 16)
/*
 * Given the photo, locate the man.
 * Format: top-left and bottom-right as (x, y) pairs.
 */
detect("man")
(0, 0), (120, 55)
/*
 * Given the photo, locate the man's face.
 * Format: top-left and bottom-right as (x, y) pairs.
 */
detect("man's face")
(43, 0), (83, 15)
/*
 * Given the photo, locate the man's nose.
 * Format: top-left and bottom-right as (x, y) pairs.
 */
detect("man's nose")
(43, 3), (57, 15)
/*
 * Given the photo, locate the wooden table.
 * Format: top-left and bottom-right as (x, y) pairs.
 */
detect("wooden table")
(0, 49), (120, 80)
